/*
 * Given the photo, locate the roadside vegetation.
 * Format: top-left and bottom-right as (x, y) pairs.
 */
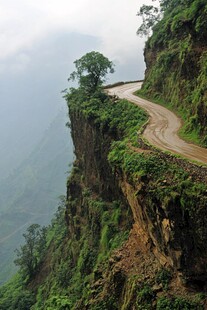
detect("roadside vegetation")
(137, 0), (207, 146)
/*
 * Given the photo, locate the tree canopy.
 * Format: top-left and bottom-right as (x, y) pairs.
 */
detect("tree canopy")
(14, 224), (47, 279)
(137, 0), (195, 37)
(137, 4), (160, 37)
(68, 51), (115, 94)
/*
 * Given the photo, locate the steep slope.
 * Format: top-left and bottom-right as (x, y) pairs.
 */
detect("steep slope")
(1, 88), (206, 309)
(140, 0), (207, 145)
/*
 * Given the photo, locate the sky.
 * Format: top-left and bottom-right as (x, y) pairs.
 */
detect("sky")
(0, 0), (153, 77)
(0, 0), (154, 179)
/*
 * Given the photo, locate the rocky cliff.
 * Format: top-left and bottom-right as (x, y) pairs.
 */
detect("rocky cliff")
(1, 86), (207, 309)
(37, 88), (206, 309)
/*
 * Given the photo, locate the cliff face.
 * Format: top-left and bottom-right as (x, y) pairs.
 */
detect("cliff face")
(69, 110), (120, 200)
(141, 0), (207, 145)
(122, 158), (207, 282)
(61, 91), (207, 308)
(2, 89), (206, 309)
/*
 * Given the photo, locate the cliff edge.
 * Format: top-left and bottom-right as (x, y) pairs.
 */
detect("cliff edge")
(29, 87), (207, 309)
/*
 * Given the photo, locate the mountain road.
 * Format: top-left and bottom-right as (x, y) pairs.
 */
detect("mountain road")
(107, 82), (207, 165)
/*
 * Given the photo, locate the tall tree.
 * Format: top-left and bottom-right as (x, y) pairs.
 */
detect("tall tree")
(14, 224), (47, 279)
(137, 4), (160, 37)
(68, 51), (115, 94)
(137, 0), (196, 38)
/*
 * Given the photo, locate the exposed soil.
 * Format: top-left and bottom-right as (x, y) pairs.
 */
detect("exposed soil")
(105, 224), (206, 308)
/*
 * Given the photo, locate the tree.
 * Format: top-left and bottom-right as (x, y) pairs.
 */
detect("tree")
(137, 4), (160, 37)
(136, 0), (194, 38)
(68, 51), (115, 94)
(14, 224), (47, 279)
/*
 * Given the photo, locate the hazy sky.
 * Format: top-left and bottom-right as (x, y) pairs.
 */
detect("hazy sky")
(0, 0), (153, 76)
(0, 0), (154, 178)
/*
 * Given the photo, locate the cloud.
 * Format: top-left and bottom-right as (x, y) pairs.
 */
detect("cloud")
(0, 0), (153, 65)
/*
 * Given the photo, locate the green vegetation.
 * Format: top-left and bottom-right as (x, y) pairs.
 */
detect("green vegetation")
(136, 285), (154, 309)
(157, 296), (204, 309)
(0, 84), (205, 307)
(155, 268), (172, 290)
(137, 4), (160, 37)
(136, 91), (202, 145)
(68, 51), (114, 94)
(1, 49), (206, 309)
(138, 0), (207, 145)
(64, 71), (206, 308)
(0, 198), (68, 310)
(30, 193), (130, 309)
(108, 136), (207, 261)
(0, 162), (130, 310)
(0, 275), (35, 310)
(14, 224), (47, 280)
(66, 88), (147, 141)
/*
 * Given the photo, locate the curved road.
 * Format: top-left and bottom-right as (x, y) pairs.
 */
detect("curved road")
(108, 82), (207, 165)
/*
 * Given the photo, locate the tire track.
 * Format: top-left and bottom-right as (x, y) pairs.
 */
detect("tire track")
(108, 82), (207, 165)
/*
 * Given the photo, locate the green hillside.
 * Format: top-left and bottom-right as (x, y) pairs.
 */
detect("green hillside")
(0, 83), (206, 308)
(1, 2), (207, 307)
(139, 0), (207, 145)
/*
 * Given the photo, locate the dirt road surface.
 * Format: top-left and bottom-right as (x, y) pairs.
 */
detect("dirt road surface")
(107, 82), (207, 165)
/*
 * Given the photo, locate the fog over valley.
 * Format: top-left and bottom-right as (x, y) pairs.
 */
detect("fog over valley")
(0, 33), (97, 180)
(0, 0), (147, 284)
(0, 31), (146, 180)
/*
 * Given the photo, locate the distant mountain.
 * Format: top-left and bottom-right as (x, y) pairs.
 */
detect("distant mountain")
(0, 111), (74, 284)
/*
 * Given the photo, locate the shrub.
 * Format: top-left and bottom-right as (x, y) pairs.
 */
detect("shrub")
(155, 268), (172, 290)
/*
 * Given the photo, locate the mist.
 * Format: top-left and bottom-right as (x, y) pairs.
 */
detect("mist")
(0, 31), (146, 180)
(0, 11), (146, 284)
(0, 32), (97, 180)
